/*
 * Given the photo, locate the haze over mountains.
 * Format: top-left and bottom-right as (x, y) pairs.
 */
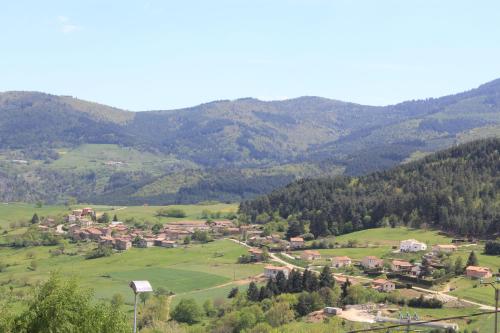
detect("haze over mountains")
(0, 79), (499, 204)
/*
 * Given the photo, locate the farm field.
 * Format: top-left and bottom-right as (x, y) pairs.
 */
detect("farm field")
(0, 239), (263, 305)
(0, 202), (238, 229)
(331, 227), (454, 247)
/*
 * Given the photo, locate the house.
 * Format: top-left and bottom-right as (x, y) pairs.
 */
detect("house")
(264, 265), (290, 279)
(399, 239), (427, 252)
(99, 236), (115, 247)
(432, 244), (458, 254)
(248, 248), (264, 261)
(82, 207), (94, 216)
(391, 260), (413, 273)
(115, 238), (132, 250)
(361, 256), (384, 270)
(137, 238), (155, 248)
(290, 237), (305, 249)
(72, 209), (83, 217)
(331, 256), (352, 268)
(79, 219), (93, 228)
(410, 264), (422, 277)
(372, 278), (396, 292)
(86, 228), (102, 241)
(324, 307), (342, 315)
(161, 240), (178, 248)
(465, 266), (493, 279)
(301, 250), (321, 261)
(67, 214), (77, 223)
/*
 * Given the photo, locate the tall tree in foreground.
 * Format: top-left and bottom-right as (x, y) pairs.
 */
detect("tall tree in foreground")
(319, 265), (334, 288)
(11, 273), (128, 333)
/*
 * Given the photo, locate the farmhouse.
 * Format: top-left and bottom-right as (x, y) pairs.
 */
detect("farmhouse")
(432, 244), (457, 254)
(391, 259), (413, 273)
(331, 256), (352, 268)
(115, 238), (132, 250)
(137, 238), (155, 248)
(372, 278), (395, 292)
(289, 237), (305, 249)
(264, 265), (291, 279)
(99, 235), (115, 247)
(399, 239), (427, 252)
(361, 256), (384, 270)
(465, 266), (493, 279)
(301, 250), (321, 261)
(161, 240), (178, 248)
(248, 248), (264, 261)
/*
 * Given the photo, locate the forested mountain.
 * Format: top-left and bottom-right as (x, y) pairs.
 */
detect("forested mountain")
(0, 78), (499, 204)
(239, 139), (500, 237)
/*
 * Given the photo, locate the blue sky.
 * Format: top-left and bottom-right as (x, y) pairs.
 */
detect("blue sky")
(1, 0), (500, 110)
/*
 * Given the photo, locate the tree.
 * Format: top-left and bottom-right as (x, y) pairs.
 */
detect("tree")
(466, 251), (479, 267)
(98, 213), (110, 224)
(275, 271), (288, 293)
(112, 214), (118, 222)
(139, 292), (150, 305)
(287, 269), (303, 293)
(341, 278), (351, 300)
(454, 256), (464, 275)
(30, 214), (39, 225)
(247, 282), (260, 302)
(11, 273), (128, 332)
(296, 291), (323, 316)
(286, 219), (305, 239)
(170, 298), (202, 324)
(111, 293), (125, 307)
(265, 302), (295, 327)
(319, 265), (334, 288)
(228, 287), (239, 298)
(183, 236), (191, 245)
(151, 223), (163, 235)
(203, 299), (217, 317)
(302, 269), (319, 292)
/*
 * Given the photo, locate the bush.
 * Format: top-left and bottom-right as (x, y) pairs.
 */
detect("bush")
(408, 295), (443, 308)
(156, 208), (186, 218)
(171, 298), (202, 324)
(85, 245), (113, 260)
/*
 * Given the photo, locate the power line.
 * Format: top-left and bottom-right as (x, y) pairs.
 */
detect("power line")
(346, 310), (498, 333)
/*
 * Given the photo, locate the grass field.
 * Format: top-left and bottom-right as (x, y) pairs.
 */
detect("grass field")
(332, 227), (454, 247)
(0, 202), (239, 229)
(0, 239), (263, 304)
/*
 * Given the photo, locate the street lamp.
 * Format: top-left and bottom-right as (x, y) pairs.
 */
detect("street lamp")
(129, 280), (153, 333)
(480, 277), (500, 333)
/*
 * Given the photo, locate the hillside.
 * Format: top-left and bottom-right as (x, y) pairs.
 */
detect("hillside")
(239, 138), (500, 237)
(1, 78), (500, 204)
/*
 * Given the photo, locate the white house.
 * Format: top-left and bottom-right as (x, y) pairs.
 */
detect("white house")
(399, 239), (427, 252)
(264, 265), (291, 279)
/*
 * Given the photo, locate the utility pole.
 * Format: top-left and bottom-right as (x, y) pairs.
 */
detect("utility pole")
(480, 277), (499, 333)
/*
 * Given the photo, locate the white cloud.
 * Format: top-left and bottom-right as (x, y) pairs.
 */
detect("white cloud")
(57, 15), (82, 34)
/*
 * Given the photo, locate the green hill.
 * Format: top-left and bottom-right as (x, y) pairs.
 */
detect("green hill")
(0, 78), (500, 204)
(239, 138), (500, 237)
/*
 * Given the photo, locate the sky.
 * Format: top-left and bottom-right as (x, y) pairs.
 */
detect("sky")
(1, 0), (500, 111)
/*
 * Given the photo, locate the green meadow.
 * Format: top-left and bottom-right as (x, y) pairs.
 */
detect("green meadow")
(0, 239), (263, 304)
(0, 202), (239, 229)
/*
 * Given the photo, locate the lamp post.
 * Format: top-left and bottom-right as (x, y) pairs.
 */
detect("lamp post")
(480, 277), (500, 333)
(129, 280), (153, 333)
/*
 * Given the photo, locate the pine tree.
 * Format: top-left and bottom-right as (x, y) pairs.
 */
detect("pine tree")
(113, 214), (118, 222)
(319, 265), (334, 288)
(228, 287), (239, 298)
(287, 269), (303, 293)
(247, 282), (260, 302)
(275, 271), (288, 293)
(30, 213), (39, 224)
(341, 278), (351, 300)
(466, 251), (479, 267)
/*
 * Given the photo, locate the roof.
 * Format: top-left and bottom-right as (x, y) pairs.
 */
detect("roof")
(290, 237), (304, 242)
(364, 256), (381, 260)
(303, 250), (321, 256)
(392, 260), (413, 267)
(333, 256), (351, 261)
(466, 266), (492, 273)
(373, 278), (392, 285)
(265, 265), (290, 271)
(249, 248), (263, 254)
(86, 228), (102, 235)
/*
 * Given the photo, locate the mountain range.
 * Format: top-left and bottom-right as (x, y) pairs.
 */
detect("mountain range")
(0, 78), (499, 204)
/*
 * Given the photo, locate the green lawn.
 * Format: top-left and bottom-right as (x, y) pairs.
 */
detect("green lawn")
(0, 239), (263, 304)
(332, 227), (454, 247)
(0, 202), (68, 229)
